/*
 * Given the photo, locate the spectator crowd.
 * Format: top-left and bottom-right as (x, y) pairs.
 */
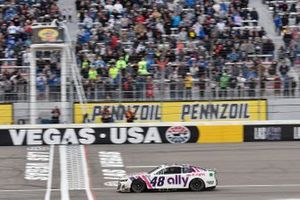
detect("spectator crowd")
(0, 0), (62, 101)
(0, 0), (299, 103)
(268, 0), (300, 65)
(75, 0), (299, 100)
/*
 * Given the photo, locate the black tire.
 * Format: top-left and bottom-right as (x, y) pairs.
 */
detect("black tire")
(131, 179), (146, 193)
(189, 178), (205, 191)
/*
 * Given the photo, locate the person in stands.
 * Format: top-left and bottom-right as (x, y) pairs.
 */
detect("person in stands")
(51, 106), (61, 124)
(125, 107), (135, 123)
(184, 73), (193, 99)
(101, 106), (113, 123)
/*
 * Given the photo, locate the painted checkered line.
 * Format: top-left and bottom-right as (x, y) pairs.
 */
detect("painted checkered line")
(65, 145), (85, 190)
(60, 145), (94, 200)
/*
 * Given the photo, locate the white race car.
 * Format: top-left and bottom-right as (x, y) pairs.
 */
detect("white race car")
(117, 164), (217, 193)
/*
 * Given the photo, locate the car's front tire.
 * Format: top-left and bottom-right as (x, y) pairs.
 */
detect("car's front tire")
(131, 179), (146, 193)
(189, 178), (205, 191)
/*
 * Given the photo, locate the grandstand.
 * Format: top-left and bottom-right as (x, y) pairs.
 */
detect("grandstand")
(0, 0), (299, 124)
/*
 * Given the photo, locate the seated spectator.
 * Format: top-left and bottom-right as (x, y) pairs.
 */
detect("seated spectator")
(51, 106), (61, 124)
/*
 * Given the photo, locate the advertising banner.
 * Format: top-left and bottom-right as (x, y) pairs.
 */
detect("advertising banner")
(244, 125), (300, 142)
(74, 100), (267, 123)
(163, 100), (266, 122)
(32, 27), (64, 43)
(0, 125), (199, 146)
(0, 104), (12, 125)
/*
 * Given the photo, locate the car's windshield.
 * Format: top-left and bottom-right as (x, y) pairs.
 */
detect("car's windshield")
(148, 166), (161, 174)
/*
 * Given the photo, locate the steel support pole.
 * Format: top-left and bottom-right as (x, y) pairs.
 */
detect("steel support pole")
(29, 49), (37, 124)
(61, 48), (68, 123)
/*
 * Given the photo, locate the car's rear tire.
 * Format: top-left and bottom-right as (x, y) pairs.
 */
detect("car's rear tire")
(131, 179), (146, 193)
(189, 178), (205, 191)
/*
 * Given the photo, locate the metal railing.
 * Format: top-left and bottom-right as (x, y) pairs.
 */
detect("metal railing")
(1, 79), (299, 103)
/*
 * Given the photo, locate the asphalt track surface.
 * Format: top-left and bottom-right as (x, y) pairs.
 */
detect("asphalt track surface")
(0, 142), (299, 200)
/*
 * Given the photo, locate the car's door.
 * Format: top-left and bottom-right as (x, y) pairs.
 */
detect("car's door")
(149, 167), (188, 189)
(181, 166), (194, 188)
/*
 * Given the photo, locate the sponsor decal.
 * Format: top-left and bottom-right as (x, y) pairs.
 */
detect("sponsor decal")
(0, 126), (199, 145)
(150, 175), (189, 187)
(165, 126), (191, 144)
(294, 127), (300, 139)
(254, 127), (282, 141)
(38, 28), (59, 42)
(187, 172), (205, 177)
(244, 125), (300, 142)
(32, 27), (64, 43)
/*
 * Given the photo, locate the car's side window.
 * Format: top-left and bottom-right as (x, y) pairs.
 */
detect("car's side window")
(164, 167), (182, 174)
(155, 169), (165, 175)
(182, 166), (193, 173)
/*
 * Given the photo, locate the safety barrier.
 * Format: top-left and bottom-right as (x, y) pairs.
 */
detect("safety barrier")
(0, 120), (299, 146)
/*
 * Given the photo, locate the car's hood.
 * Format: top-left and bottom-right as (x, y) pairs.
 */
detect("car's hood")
(127, 172), (148, 178)
(120, 172), (149, 180)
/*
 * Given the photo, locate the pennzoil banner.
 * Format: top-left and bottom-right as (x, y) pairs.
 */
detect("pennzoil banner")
(0, 104), (13, 125)
(74, 100), (267, 123)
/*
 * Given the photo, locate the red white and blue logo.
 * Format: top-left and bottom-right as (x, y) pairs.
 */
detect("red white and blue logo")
(165, 126), (191, 144)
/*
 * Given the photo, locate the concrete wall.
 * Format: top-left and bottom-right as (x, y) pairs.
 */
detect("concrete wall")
(268, 98), (300, 120)
(14, 102), (72, 124)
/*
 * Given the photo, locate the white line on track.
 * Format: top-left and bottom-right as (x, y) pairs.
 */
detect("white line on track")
(0, 189), (60, 192)
(272, 199), (300, 200)
(44, 145), (54, 200)
(218, 184), (300, 188)
(1, 184), (300, 193)
(59, 146), (70, 200)
(80, 145), (95, 200)
(126, 165), (157, 168)
(0, 188), (114, 193)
